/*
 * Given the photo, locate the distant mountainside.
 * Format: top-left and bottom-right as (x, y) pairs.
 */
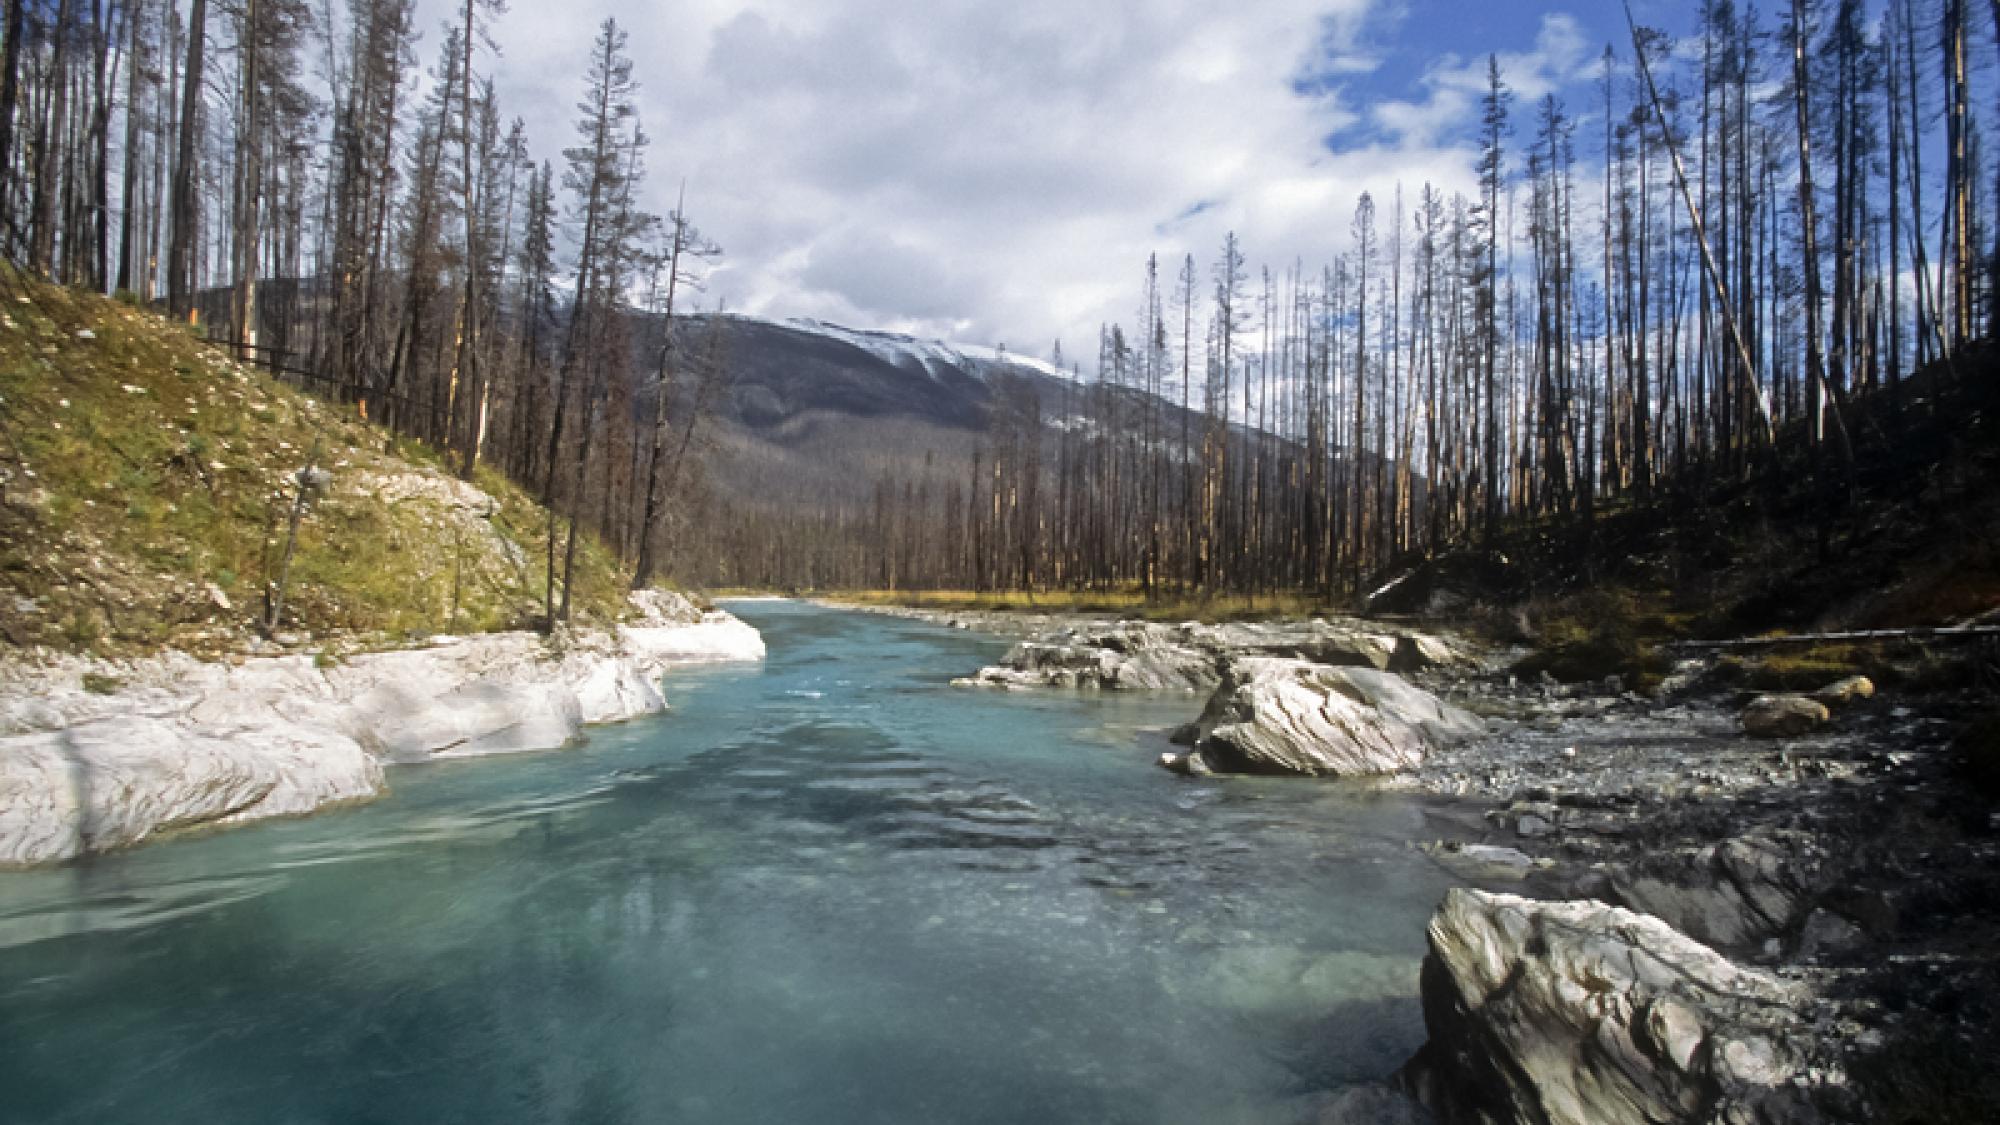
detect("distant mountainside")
(705, 315), (1072, 431)
(657, 314), (1194, 586)
(666, 312), (1390, 589)
(687, 314), (1195, 511)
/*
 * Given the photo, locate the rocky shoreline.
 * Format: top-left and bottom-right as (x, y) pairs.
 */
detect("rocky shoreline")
(0, 591), (765, 867)
(1399, 668), (1998, 1123)
(848, 600), (1994, 1124)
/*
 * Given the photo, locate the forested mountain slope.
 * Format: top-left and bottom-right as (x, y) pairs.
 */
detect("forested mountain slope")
(692, 315), (1068, 522)
(1369, 347), (2000, 694)
(677, 314), (1282, 590)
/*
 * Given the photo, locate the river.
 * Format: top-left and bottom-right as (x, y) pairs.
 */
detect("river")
(0, 600), (1459, 1124)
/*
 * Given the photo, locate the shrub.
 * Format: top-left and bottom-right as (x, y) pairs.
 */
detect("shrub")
(1512, 590), (1670, 687)
(1723, 643), (1870, 691)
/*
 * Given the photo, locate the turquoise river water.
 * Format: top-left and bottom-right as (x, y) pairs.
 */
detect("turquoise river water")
(0, 601), (1460, 1124)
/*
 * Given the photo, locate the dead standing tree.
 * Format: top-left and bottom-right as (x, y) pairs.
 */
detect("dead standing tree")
(632, 191), (719, 591)
(539, 17), (635, 627)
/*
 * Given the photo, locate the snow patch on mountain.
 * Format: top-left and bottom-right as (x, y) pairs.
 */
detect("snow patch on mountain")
(769, 316), (1070, 383)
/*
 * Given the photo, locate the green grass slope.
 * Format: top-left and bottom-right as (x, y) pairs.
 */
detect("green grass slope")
(0, 273), (627, 656)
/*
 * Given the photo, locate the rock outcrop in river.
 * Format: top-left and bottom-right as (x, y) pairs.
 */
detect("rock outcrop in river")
(954, 617), (1477, 693)
(0, 592), (764, 866)
(931, 610), (1483, 778)
(1401, 889), (1831, 1125)
(1161, 657), (1484, 777)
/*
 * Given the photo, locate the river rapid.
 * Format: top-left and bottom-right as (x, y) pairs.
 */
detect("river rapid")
(0, 601), (1459, 1124)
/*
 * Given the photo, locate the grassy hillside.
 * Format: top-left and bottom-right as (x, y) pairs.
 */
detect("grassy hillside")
(0, 272), (628, 657)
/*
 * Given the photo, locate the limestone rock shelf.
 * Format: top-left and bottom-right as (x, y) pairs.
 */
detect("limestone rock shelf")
(0, 593), (764, 866)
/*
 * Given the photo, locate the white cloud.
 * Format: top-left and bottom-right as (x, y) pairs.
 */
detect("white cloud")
(1371, 13), (1597, 149)
(417, 0), (1579, 361)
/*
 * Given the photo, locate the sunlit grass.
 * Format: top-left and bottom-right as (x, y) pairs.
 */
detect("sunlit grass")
(0, 269), (629, 654)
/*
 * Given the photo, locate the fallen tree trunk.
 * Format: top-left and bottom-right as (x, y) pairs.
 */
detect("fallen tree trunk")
(1671, 625), (2000, 650)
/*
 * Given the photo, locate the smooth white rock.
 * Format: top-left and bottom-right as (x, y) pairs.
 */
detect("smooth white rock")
(0, 716), (381, 863)
(0, 596), (764, 866)
(1173, 657), (1484, 777)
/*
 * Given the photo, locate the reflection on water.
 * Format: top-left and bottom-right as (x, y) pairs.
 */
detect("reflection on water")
(0, 602), (1457, 1124)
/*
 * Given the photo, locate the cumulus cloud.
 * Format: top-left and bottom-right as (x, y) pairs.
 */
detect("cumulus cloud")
(417, 0), (1600, 360)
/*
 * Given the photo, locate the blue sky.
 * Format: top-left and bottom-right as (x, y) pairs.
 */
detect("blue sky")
(414, 0), (1949, 359)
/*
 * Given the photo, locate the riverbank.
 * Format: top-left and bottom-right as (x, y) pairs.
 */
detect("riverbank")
(847, 599), (1998, 1121)
(0, 591), (764, 867)
(1403, 666), (1999, 1121)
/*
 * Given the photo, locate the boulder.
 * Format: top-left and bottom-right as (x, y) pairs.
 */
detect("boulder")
(1809, 676), (1874, 708)
(1515, 814), (1554, 839)
(1741, 694), (1829, 738)
(1490, 800), (1563, 839)
(1392, 633), (1469, 673)
(1165, 657), (1484, 778)
(1400, 889), (1829, 1125)
(1425, 842), (1538, 881)
(1205, 620), (1399, 670)
(627, 588), (705, 626)
(1794, 909), (1867, 961)
(1157, 750), (1212, 777)
(1610, 832), (1828, 953)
